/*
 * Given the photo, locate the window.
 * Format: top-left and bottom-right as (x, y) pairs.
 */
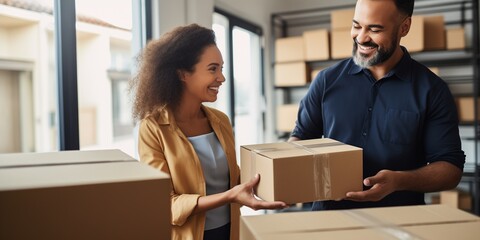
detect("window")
(212, 9), (265, 163)
(0, 0), (150, 156)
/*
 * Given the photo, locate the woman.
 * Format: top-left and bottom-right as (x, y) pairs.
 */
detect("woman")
(130, 24), (286, 240)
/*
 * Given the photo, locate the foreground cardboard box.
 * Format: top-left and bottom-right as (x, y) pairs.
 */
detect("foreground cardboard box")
(303, 29), (330, 61)
(240, 204), (480, 240)
(402, 15), (446, 52)
(0, 150), (171, 240)
(276, 104), (299, 133)
(241, 138), (362, 204)
(274, 62), (310, 86)
(275, 36), (305, 62)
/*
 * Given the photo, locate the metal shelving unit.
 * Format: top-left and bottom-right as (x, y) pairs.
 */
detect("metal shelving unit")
(271, 0), (480, 215)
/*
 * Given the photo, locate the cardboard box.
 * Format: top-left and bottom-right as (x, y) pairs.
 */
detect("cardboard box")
(0, 150), (171, 240)
(447, 27), (466, 50)
(274, 62), (310, 87)
(240, 204), (480, 240)
(455, 96), (478, 122)
(303, 29), (330, 61)
(276, 104), (298, 132)
(331, 8), (355, 30)
(431, 189), (472, 211)
(331, 29), (353, 59)
(240, 138), (362, 204)
(402, 15), (446, 52)
(311, 68), (324, 81)
(428, 67), (440, 76)
(275, 36), (305, 62)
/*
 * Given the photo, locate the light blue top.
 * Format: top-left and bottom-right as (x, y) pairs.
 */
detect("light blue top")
(188, 132), (230, 230)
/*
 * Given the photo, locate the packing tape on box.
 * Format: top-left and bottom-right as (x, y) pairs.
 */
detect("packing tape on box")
(345, 210), (423, 240)
(249, 141), (344, 201)
(289, 141), (332, 200)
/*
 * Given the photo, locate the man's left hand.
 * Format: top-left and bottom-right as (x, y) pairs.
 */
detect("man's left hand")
(344, 169), (398, 202)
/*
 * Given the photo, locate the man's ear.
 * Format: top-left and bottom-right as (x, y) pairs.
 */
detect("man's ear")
(400, 17), (411, 37)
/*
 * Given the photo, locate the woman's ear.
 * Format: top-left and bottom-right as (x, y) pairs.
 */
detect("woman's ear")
(177, 70), (187, 82)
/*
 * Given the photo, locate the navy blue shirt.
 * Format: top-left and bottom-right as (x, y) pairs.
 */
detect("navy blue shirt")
(291, 48), (465, 210)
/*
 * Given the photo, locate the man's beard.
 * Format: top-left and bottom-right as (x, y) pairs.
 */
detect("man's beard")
(352, 35), (397, 68)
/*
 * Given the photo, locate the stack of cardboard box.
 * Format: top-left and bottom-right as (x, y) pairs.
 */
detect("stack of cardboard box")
(330, 8), (355, 59)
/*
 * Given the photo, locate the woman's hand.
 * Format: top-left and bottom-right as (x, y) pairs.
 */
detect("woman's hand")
(228, 174), (288, 210)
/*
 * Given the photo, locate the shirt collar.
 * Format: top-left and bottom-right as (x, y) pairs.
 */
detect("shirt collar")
(348, 46), (412, 82)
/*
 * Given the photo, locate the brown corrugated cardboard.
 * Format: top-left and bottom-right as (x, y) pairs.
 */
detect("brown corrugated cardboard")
(303, 29), (330, 61)
(274, 62), (310, 86)
(402, 15), (446, 52)
(0, 150), (171, 240)
(447, 27), (466, 50)
(331, 29), (353, 59)
(0, 149), (135, 167)
(424, 15), (446, 50)
(240, 204), (480, 240)
(402, 15), (425, 52)
(331, 8), (355, 30)
(240, 138), (362, 204)
(311, 68), (324, 80)
(431, 189), (473, 211)
(428, 67), (440, 76)
(455, 96), (477, 122)
(276, 104), (299, 133)
(275, 36), (305, 62)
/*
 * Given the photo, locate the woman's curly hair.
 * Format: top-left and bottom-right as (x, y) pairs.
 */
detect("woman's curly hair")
(130, 24), (216, 121)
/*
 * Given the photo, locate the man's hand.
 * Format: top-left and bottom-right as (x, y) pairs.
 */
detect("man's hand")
(345, 170), (399, 202)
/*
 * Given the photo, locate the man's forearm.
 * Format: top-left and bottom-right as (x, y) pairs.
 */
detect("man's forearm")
(394, 161), (462, 193)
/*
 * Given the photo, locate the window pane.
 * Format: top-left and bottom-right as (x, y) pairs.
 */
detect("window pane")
(232, 26), (263, 150)
(0, 0), (57, 153)
(211, 13), (231, 119)
(75, 0), (135, 156)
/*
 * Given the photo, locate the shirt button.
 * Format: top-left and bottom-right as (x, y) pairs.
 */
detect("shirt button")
(368, 107), (372, 111)
(362, 132), (367, 136)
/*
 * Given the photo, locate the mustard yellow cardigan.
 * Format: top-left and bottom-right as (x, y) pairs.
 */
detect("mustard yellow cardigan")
(138, 105), (241, 240)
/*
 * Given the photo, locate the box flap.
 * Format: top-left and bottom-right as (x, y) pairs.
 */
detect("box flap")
(0, 149), (135, 168)
(0, 162), (169, 191)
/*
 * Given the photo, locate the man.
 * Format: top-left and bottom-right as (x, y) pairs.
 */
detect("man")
(289, 0), (465, 210)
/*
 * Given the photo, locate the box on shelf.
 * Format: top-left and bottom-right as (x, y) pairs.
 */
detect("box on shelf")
(455, 96), (478, 122)
(303, 29), (330, 61)
(428, 67), (440, 76)
(331, 29), (353, 59)
(275, 36), (305, 63)
(311, 68), (324, 80)
(331, 8), (355, 30)
(402, 15), (446, 52)
(431, 189), (472, 211)
(276, 104), (299, 133)
(274, 62), (310, 87)
(0, 150), (171, 240)
(447, 27), (466, 50)
(240, 138), (362, 204)
(240, 204), (480, 240)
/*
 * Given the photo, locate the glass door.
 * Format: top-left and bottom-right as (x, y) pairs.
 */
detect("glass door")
(212, 10), (265, 162)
